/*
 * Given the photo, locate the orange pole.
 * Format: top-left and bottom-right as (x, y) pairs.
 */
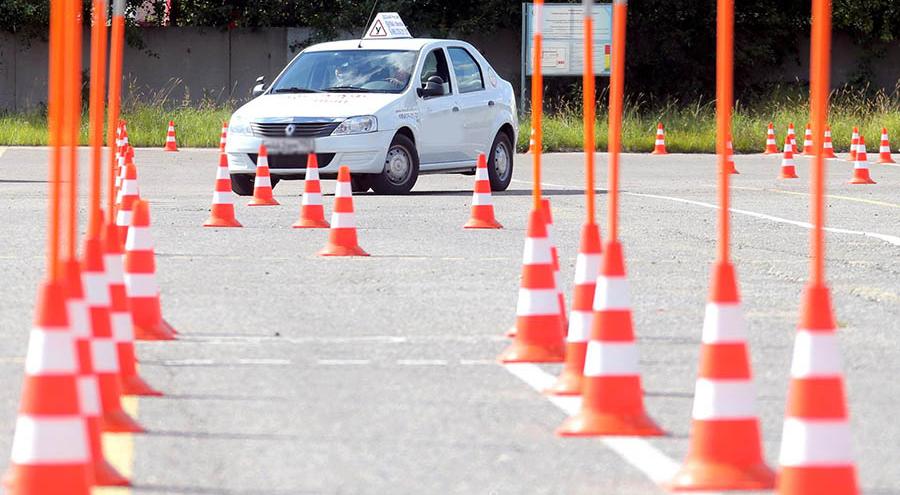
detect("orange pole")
(63, 0), (83, 260)
(809, 0), (831, 285)
(47, 0), (66, 281)
(107, 0), (126, 216)
(716, 0), (733, 262)
(607, 0), (627, 241)
(531, 0), (544, 212)
(583, 0), (596, 224)
(88, 0), (108, 237)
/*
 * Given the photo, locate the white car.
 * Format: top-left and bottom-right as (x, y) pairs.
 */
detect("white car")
(225, 24), (517, 195)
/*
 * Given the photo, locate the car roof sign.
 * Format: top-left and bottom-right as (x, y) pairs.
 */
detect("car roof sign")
(364, 13), (412, 40)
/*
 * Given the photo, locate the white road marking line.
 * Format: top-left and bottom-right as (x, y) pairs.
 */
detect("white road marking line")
(728, 185), (900, 209)
(162, 359), (216, 366)
(397, 359), (448, 366)
(511, 179), (900, 248)
(505, 364), (726, 494)
(236, 358), (291, 366)
(317, 359), (371, 366)
(459, 359), (496, 365)
(0, 147), (6, 159)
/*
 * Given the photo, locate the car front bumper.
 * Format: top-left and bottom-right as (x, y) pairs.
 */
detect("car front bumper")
(224, 130), (394, 176)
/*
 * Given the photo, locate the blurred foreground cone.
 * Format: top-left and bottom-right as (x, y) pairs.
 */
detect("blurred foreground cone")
(787, 123), (798, 154)
(545, 222), (601, 395)
(726, 138), (739, 174)
(668, 262), (774, 491)
(849, 137), (876, 185)
(464, 153), (502, 229)
(104, 222), (161, 396)
(124, 200), (176, 340)
(802, 123), (814, 156)
(293, 154), (330, 229)
(2, 281), (91, 495)
(498, 208), (565, 363)
(878, 127), (895, 164)
(764, 123), (778, 154)
(219, 121), (228, 152)
(319, 166), (368, 256)
(823, 127), (837, 159)
(204, 152), (242, 228)
(652, 122), (668, 155)
(249, 145), (279, 206)
(776, 285), (859, 495)
(82, 239), (144, 434)
(115, 160), (140, 244)
(780, 137), (799, 179)
(557, 241), (663, 436)
(163, 120), (178, 152)
(849, 127), (859, 161)
(540, 199), (567, 330)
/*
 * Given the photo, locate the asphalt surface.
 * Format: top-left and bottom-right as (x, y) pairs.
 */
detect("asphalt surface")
(0, 147), (898, 494)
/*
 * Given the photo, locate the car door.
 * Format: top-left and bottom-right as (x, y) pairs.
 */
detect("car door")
(447, 46), (494, 160)
(415, 47), (464, 167)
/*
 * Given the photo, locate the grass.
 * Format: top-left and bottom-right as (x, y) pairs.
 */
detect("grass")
(3, 84), (900, 153)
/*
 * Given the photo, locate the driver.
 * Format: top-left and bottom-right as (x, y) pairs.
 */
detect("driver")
(385, 66), (411, 89)
(333, 62), (357, 86)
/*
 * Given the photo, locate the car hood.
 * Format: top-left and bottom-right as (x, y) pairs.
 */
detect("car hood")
(236, 92), (400, 120)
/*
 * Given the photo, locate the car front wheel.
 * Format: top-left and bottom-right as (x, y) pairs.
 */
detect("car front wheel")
(488, 131), (513, 191)
(371, 134), (419, 195)
(231, 174), (279, 196)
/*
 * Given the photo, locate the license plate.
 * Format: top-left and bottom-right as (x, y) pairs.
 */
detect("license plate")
(263, 138), (315, 154)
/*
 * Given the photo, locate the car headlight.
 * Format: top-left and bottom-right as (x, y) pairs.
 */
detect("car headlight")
(332, 116), (377, 136)
(229, 115), (252, 136)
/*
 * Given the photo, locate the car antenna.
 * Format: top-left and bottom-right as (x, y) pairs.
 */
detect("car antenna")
(359, 0), (379, 48)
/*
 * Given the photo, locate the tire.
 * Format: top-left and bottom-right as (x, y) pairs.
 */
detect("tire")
(371, 134), (419, 195)
(487, 131), (514, 192)
(351, 174), (374, 194)
(231, 174), (280, 196)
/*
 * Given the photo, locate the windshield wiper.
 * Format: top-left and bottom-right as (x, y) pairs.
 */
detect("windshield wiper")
(273, 87), (321, 94)
(322, 86), (372, 93)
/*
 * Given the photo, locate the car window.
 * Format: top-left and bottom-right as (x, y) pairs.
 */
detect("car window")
(448, 47), (484, 94)
(272, 50), (417, 93)
(420, 48), (452, 95)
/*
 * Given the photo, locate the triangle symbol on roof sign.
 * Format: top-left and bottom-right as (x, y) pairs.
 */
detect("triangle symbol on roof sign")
(369, 19), (387, 37)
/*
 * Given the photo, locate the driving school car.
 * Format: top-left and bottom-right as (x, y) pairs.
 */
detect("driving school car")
(225, 13), (518, 195)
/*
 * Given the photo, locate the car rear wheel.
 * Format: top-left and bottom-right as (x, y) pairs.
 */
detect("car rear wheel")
(231, 174), (279, 196)
(371, 134), (419, 195)
(488, 131), (513, 192)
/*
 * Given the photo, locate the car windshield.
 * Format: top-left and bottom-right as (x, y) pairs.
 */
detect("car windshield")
(271, 50), (418, 94)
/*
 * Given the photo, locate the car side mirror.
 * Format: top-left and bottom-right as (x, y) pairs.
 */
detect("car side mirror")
(417, 75), (446, 98)
(251, 76), (267, 98)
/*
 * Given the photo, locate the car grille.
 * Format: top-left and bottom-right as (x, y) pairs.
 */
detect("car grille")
(250, 122), (340, 138)
(248, 153), (336, 169)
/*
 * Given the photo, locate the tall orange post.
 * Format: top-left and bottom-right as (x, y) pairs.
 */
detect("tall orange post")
(62, 0), (83, 262)
(87, 0), (108, 237)
(107, 0), (126, 217)
(46, 0), (65, 281)
(531, 0), (544, 211)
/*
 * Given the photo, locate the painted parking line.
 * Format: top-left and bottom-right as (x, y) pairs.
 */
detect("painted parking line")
(317, 359), (371, 365)
(730, 185), (900, 209)
(397, 359), (448, 366)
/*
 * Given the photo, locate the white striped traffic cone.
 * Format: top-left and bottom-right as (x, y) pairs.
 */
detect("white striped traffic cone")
(463, 153), (502, 229)
(823, 127), (837, 159)
(878, 127), (895, 164)
(802, 123), (814, 156)
(726, 138), (739, 174)
(219, 121), (228, 152)
(540, 199), (567, 331)
(652, 122), (668, 155)
(849, 127), (859, 161)
(249, 145), (279, 206)
(849, 137), (875, 184)
(764, 123), (778, 154)
(163, 120), (178, 152)
(319, 166), (368, 256)
(115, 161), (140, 244)
(787, 123), (798, 154)
(780, 136), (799, 179)
(204, 152), (242, 228)
(293, 154), (330, 229)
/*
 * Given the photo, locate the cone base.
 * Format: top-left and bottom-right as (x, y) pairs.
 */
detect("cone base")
(668, 461), (775, 491)
(780, 173), (799, 179)
(849, 178), (876, 184)
(163, 147), (179, 152)
(505, 326), (516, 338)
(464, 217), (503, 229)
(101, 409), (145, 433)
(3, 464), (91, 495)
(544, 369), (583, 396)
(728, 167), (740, 174)
(878, 157), (896, 164)
(497, 341), (565, 363)
(134, 322), (177, 341)
(94, 459), (131, 487)
(556, 410), (665, 437)
(292, 218), (330, 229)
(777, 466), (858, 495)
(248, 198), (280, 206)
(318, 244), (370, 257)
(203, 216), (242, 228)
(824, 153), (837, 159)
(121, 375), (163, 397)
(764, 149), (778, 155)
(651, 150), (668, 155)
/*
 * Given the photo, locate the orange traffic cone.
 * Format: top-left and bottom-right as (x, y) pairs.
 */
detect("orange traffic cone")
(823, 127), (837, 159)
(81, 240), (143, 434)
(124, 200), (176, 341)
(545, 222), (601, 395)
(63, 259), (130, 486)
(849, 137), (876, 184)
(780, 136), (799, 179)
(204, 152), (242, 228)
(540, 199), (567, 331)
(114, 145), (131, 193)
(115, 160), (140, 243)
(878, 127), (895, 164)
(776, 284), (859, 495)
(557, 240), (664, 436)
(787, 123), (798, 154)
(726, 138), (739, 174)
(802, 123), (814, 156)
(219, 121), (228, 152)
(464, 153), (502, 229)
(2, 281), (91, 495)
(163, 120), (178, 152)
(293, 154), (330, 229)
(652, 122), (668, 155)
(498, 208), (565, 363)
(668, 262), (774, 490)
(849, 127), (859, 161)
(249, 145), (279, 206)
(104, 222), (161, 397)
(319, 166), (368, 256)
(764, 123), (778, 154)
